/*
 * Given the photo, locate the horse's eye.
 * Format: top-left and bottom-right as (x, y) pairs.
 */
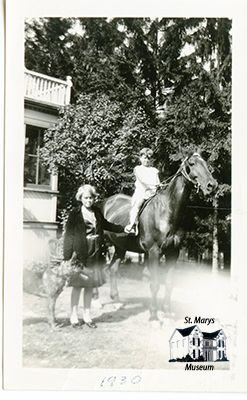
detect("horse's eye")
(186, 166), (190, 174)
(189, 160), (195, 166)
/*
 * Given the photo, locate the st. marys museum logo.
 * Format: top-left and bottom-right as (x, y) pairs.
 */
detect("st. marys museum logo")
(169, 324), (229, 370)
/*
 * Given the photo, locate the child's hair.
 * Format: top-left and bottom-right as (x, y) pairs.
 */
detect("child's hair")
(139, 147), (153, 158)
(75, 184), (97, 201)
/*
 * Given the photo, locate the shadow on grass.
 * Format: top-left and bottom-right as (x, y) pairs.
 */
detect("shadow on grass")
(23, 317), (76, 328)
(23, 316), (48, 326)
(23, 297), (150, 327)
(23, 296), (183, 328)
(94, 296), (150, 324)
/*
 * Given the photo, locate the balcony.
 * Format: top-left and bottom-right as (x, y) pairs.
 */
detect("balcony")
(25, 69), (72, 107)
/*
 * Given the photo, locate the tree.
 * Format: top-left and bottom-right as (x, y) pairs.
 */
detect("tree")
(25, 18), (74, 80)
(26, 17), (232, 265)
(154, 18), (231, 267)
(40, 93), (154, 222)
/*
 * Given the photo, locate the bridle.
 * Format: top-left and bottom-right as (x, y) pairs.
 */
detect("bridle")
(180, 154), (202, 193)
(159, 153), (203, 193)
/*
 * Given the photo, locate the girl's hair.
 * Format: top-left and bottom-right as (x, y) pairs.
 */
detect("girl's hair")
(140, 147), (153, 158)
(75, 184), (97, 202)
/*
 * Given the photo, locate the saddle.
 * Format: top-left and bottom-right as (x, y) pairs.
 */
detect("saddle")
(138, 194), (156, 217)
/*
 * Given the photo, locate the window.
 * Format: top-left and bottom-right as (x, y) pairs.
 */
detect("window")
(193, 350), (195, 359)
(24, 125), (50, 187)
(198, 338), (200, 346)
(193, 337), (195, 346)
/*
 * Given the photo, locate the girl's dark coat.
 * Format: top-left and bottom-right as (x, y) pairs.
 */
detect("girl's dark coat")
(63, 206), (124, 263)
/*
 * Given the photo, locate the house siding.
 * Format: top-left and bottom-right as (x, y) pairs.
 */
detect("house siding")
(23, 71), (71, 263)
(188, 328), (203, 359)
(169, 331), (190, 360)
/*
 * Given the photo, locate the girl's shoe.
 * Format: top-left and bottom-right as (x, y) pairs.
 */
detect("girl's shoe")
(71, 322), (81, 328)
(85, 321), (97, 328)
(70, 314), (79, 326)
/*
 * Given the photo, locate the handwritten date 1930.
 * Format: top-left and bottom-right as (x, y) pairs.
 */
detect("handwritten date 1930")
(100, 375), (142, 388)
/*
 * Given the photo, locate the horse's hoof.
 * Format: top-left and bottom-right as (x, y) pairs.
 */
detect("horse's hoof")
(112, 302), (124, 310)
(149, 312), (159, 321)
(85, 321), (97, 329)
(110, 294), (120, 302)
(91, 298), (103, 309)
(149, 316), (159, 322)
(167, 312), (175, 318)
(162, 309), (175, 318)
(50, 323), (61, 331)
(161, 304), (174, 317)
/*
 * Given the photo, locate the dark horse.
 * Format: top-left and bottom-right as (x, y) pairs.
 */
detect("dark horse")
(102, 152), (217, 320)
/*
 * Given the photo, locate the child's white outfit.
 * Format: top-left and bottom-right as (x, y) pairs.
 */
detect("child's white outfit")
(126, 165), (160, 232)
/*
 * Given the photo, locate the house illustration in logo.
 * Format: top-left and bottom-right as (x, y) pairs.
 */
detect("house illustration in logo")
(169, 325), (227, 362)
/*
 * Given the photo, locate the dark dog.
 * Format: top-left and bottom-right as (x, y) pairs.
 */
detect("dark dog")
(42, 251), (89, 329)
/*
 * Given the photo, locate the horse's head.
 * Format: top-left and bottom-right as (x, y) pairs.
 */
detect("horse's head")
(181, 153), (217, 195)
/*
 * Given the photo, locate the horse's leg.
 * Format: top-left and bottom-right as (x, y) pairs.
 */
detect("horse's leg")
(91, 287), (103, 309)
(148, 243), (160, 321)
(92, 287), (99, 299)
(109, 247), (126, 302)
(142, 252), (150, 278)
(162, 247), (179, 316)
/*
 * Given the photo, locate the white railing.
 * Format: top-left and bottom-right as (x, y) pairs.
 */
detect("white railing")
(25, 69), (72, 106)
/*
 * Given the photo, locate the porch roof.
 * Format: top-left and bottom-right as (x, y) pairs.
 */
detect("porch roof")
(202, 330), (222, 339)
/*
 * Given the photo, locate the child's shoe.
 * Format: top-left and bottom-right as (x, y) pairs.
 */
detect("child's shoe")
(124, 224), (137, 235)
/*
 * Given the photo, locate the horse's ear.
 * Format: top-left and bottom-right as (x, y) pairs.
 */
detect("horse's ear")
(184, 146), (194, 158)
(184, 148), (190, 157)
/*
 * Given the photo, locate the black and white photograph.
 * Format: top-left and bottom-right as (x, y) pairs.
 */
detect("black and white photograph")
(3, 0), (247, 393)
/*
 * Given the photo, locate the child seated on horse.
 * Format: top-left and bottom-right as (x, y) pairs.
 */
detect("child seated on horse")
(125, 148), (160, 234)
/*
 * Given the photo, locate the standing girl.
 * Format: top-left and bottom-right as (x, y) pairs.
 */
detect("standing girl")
(63, 184), (124, 328)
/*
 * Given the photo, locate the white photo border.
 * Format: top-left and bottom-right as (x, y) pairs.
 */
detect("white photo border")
(3, 0), (247, 392)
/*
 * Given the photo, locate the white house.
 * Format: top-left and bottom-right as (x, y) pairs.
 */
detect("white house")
(24, 68), (72, 263)
(169, 325), (227, 361)
(202, 328), (227, 362)
(169, 325), (204, 360)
